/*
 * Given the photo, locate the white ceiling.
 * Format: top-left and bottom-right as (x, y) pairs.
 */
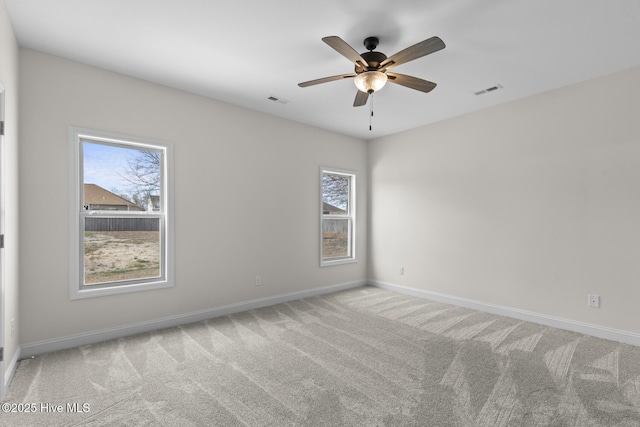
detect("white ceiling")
(6, 0), (640, 140)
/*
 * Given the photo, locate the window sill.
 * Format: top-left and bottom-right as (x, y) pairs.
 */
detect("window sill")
(70, 279), (173, 300)
(321, 258), (358, 268)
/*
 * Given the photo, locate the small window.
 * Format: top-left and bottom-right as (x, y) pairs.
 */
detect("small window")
(321, 168), (356, 266)
(69, 127), (174, 299)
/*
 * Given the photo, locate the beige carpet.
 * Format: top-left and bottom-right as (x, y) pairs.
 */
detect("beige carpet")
(3, 286), (640, 426)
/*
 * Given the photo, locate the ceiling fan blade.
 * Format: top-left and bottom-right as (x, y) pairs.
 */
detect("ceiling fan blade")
(353, 90), (369, 107)
(387, 73), (437, 93)
(380, 36), (445, 70)
(322, 36), (369, 68)
(298, 74), (356, 87)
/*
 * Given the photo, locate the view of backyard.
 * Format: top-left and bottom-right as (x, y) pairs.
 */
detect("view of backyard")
(321, 171), (353, 261)
(84, 230), (160, 284)
(322, 232), (349, 258)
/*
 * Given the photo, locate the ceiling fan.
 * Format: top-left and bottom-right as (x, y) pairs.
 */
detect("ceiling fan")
(298, 35), (445, 107)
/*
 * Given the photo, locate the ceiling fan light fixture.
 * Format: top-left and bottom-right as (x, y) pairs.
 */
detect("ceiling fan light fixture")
(354, 71), (388, 94)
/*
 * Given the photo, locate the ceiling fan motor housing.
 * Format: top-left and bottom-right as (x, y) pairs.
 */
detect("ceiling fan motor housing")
(355, 51), (388, 73)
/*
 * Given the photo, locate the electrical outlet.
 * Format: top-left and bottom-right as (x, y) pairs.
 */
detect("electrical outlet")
(588, 294), (600, 308)
(399, 267), (404, 276)
(255, 276), (262, 286)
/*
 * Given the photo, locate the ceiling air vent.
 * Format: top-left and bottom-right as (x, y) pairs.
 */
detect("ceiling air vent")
(267, 96), (290, 105)
(474, 84), (503, 96)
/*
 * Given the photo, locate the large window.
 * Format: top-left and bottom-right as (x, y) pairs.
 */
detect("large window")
(69, 127), (173, 299)
(321, 168), (356, 266)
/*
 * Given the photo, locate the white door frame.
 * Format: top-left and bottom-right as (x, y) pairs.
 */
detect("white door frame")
(0, 81), (6, 398)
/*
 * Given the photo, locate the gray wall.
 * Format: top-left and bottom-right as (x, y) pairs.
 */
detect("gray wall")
(369, 65), (640, 334)
(19, 49), (367, 344)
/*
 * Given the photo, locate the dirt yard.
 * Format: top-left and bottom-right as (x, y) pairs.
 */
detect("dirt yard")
(84, 231), (160, 285)
(322, 232), (349, 258)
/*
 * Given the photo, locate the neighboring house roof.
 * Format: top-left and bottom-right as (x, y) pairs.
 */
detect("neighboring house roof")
(323, 202), (346, 215)
(84, 184), (144, 211)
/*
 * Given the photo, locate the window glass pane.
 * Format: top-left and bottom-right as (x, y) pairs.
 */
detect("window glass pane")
(322, 218), (350, 259)
(84, 217), (161, 285)
(83, 140), (162, 212)
(71, 127), (172, 298)
(322, 173), (350, 215)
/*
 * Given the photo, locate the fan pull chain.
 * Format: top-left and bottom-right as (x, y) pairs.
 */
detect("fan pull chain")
(369, 93), (374, 131)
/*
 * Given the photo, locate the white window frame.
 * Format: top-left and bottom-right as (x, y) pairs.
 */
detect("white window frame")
(320, 167), (357, 267)
(69, 127), (174, 299)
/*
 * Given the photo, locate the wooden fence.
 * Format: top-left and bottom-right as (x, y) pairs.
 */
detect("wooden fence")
(322, 218), (349, 234)
(85, 217), (159, 232)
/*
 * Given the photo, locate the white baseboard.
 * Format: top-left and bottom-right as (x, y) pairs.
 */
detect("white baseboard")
(21, 280), (366, 358)
(21, 278), (637, 360)
(3, 345), (21, 398)
(369, 280), (640, 347)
